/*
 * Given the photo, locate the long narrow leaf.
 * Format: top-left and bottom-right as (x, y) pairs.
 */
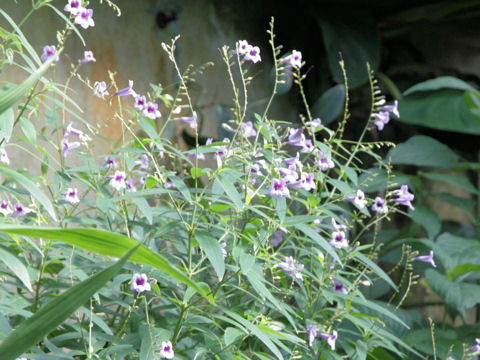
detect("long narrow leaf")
(0, 245), (139, 359)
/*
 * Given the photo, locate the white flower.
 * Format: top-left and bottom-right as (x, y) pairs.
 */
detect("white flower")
(109, 171), (127, 191)
(130, 273), (151, 293)
(64, 188), (80, 204)
(156, 341), (175, 359)
(0, 148), (10, 165)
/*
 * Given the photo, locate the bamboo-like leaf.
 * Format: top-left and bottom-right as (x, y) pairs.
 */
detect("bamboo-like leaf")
(0, 245), (139, 359)
(0, 246), (32, 292)
(0, 226), (212, 303)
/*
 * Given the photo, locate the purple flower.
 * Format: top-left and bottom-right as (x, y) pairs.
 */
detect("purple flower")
(320, 330), (338, 350)
(66, 122), (90, 142)
(64, 0), (82, 15)
(248, 163), (261, 176)
(241, 121), (257, 138)
(347, 190), (366, 209)
(81, 50), (96, 63)
(0, 148), (10, 165)
(271, 226), (288, 247)
(278, 256), (304, 281)
(176, 111), (197, 130)
(142, 102), (162, 120)
(165, 177), (176, 189)
(306, 325), (317, 348)
(470, 338), (480, 352)
(113, 80), (136, 97)
(283, 50), (302, 69)
(0, 200), (12, 216)
(301, 139), (314, 153)
(135, 154), (149, 170)
(130, 273), (151, 293)
(284, 152), (303, 172)
(373, 111), (390, 131)
(61, 137), (81, 158)
(244, 46), (261, 63)
(316, 150), (335, 172)
(278, 167), (298, 184)
(64, 188), (79, 204)
(392, 185), (415, 210)
(414, 250), (436, 268)
(103, 156), (118, 169)
(306, 118), (322, 130)
(134, 95), (147, 111)
(237, 40), (251, 55)
(332, 280), (348, 295)
(381, 100), (400, 118)
(109, 171), (127, 191)
(220, 242), (227, 259)
(268, 178), (290, 198)
(93, 81), (109, 97)
(126, 179), (136, 192)
(40, 45), (59, 62)
(372, 197), (388, 213)
(74, 7), (94, 29)
(12, 202), (33, 217)
(286, 128), (306, 147)
(292, 172), (316, 191)
(330, 230), (348, 249)
(156, 341), (174, 359)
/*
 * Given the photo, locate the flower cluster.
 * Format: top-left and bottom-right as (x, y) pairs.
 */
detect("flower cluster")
(372, 100), (400, 131)
(61, 122), (90, 158)
(64, 0), (95, 29)
(237, 40), (261, 64)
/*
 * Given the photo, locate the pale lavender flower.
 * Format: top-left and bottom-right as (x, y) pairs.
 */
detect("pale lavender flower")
(268, 178), (290, 198)
(64, 0), (82, 15)
(220, 242), (227, 259)
(271, 226), (288, 247)
(81, 50), (96, 63)
(165, 177), (176, 189)
(316, 150), (335, 172)
(332, 280), (348, 295)
(278, 256), (304, 281)
(278, 167), (298, 185)
(373, 111), (390, 131)
(176, 111), (197, 129)
(292, 172), (316, 191)
(306, 324), (317, 348)
(284, 152), (303, 171)
(113, 80), (136, 97)
(347, 190), (367, 209)
(40, 45), (59, 62)
(330, 231), (348, 249)
(126, 179), (136, 192)
(237, 40), (251, 55)
(320, 330), (338, 350)
(244, 46), (261, 63)
(61, 137), (81, 158)
(134, 95), (147, 111)
(372, 197), (388, 213)
(142, 102), (162, 120)
(74, 7), (94, 29)
(306, 118), (322, 130)
(286, 128), (306, 147)
(301, 139), (314, 153)
(248, 163), (261, 176)
(135, 154), (149, 170)
(93, 81), (109, 97)
(283, 50), (303, 69)
(156, 341), (174, 359)
(0, 148), (9, 165)
(470, 338), (480, 352)
(414, 250), (436, 268)
(392, 185), (415, 210)
(0, 200), (12, 216)
(103, 156), (117, 169)
(241, 121), (257, 138)
(381, 100), (400, 118)
(109, 171), (127, 191)
(63, 188), (79, 204)
(130, 273), (151, 293)
(66, 122), (90, 142)
(12, 202), (33, 217)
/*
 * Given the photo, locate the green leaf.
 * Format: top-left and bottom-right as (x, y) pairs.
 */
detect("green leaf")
(408, 205), (441, 239)
(311, 84), (345, 124)
(387, 135), (462, 168)
(0, 246), (32, 292)
(355, 253), (397, 291)
(169, 176), (193, 203)
(0, 226), (212, 303)
(294, 223), (340, 263)
(403, 76), (476, 96)
(451, 264), (480, 281)
(216, 173), (243, 209)
(195, 229), (225, 280)
(191, 167), (207, 179)
(421, 172), (480, 195)
(0, 107), (13, 143)
(317, 11), (380, 87)
(0, 245), (139, 359)
(224, 327), (245, 346)
(274, 197), (286, 224)
(19, 117), (37, 145)
(0, 167), (57, 220)
(132, 197), (152, 225)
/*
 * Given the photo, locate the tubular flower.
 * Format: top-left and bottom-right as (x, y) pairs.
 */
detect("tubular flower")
(130, 273), (151, 293)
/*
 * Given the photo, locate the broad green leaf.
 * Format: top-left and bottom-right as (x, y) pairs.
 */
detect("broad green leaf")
(0, 245), (138, 359)
(169, 176), (193, 203)
(190, 167), (207, 179)
(0, 107), (13, 143)
(195, 229), (225, 280)
(421, 172), (480, 195)
(408, 205), (441, 239)
(403, 76), (476, 96)
(0, 167), (56, 220)
(0, 226), (212, 303)
(311, 84), (345, 124)
(0, 246), (32, 292)
(451, 264), (480, 281)
(132, 197), (152, 225)
(387, 135), (462, 168)
(224, 327), (245, 346)
(216, 173), (243, 209)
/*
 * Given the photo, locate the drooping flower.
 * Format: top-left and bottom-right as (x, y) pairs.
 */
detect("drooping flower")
(74, 7), (94, 29)
(373, 111), (390, 131)
(271, 226), (288, 247)
(64, 0), (82, 15)
(268, 178), (290, 198)
(40, 45), (59, 62)
(283, 50), (302, 69)
(93, 81), (109, 97)
(237, 40), (251, 55)
(414, 250), (436, 268)
(130, 273), (151, 293)
(470, 338), (480, 352)
(156, 341), (175, 359)
(81, 50), (96, 63)
(286, 128), (306, 147)
(332, 280), (348, 295)
(244, 46), (261, 63)
(381, 100), (400, 118)
(103, 156), (118, 169)
(12, 202), (33, 217)
(278, 256), (304, 281)
(176, 111), (197, 130)
(61, 137), (81, 158)
(220, 242), (227, 259)
(134, 95), (147, 111)
(392, 185), (415, 210)
(241, 121), (257, 138)
(66, 122), (90, 142)
(63, 188), (80, 204)
(320, 330), (338, 350)
(109, 171), (127, 191)
(0, 148), (10, 165)
(316, 150), (335, 172)
(330, 230), (348, 249)
(372, 197), (388, 213)
(0, 200), (12, 216)
(306, 324), (317, 348)
(142, 102), (162, 120)
(112, 80), (136, 97)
